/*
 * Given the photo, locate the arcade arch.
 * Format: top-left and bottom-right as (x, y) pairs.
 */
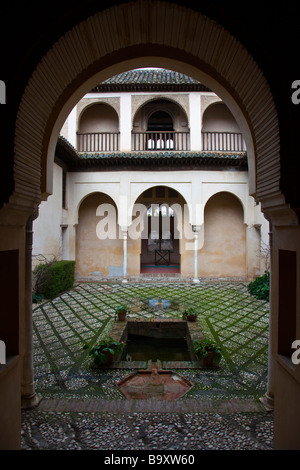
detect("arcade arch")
(133, 186), (190, 273)
(132, 97), (190, 151)
(76, 192), (122, 277)
(202, 102), (245, 152)
(200, 192), (246, 278)
(77, 103), (119, 152)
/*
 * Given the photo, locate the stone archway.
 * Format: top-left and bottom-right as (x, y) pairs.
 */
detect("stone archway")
(4, 0), (300, 450)
(11, 0), (282, 411)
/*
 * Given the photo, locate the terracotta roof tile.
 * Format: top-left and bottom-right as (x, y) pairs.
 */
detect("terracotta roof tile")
(91, 69), (210, 92)
(102, 69), (200, 85)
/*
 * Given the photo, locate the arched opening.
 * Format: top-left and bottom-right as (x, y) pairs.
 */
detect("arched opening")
(76, 192), (122, 277)
(199, 192), (246, 278)
(77, 103), (119, 152)
(132, 96), (190, 151)
(147, 110), (174, 131)
(147, 110), (174, 150)
(202, 102), (246, 152)
(133, 186), (188, 274)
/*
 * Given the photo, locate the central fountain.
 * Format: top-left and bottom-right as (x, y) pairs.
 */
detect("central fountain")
(117, 361), (193, 400)
(148, 298), (172, 309)
(101, 315), (204, 400)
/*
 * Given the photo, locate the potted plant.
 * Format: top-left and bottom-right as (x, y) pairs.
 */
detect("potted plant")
(115, 305), (129, 321)
(193, 338), (222, 367)
(183, 308), (198, 322)
(83, 336), (126, 366)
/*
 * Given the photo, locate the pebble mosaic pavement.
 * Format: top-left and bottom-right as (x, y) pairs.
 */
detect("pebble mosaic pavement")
(21, 280), (273, 451)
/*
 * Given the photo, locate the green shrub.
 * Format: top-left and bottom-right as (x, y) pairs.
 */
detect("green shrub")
(33, 260), (75, 299)
(248, 271), (270, 302)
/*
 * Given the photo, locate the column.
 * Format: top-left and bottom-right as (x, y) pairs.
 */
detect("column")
(192, 225), (200, 283)
(259, 222), (274, 410)
(120, 94), (132, 151)
(189, 92), (202, 151)
(67, 105), (77, 148)
(67, 223), (77, 261)
(21, 212), (41, 409)
(122, 228), (128, 283)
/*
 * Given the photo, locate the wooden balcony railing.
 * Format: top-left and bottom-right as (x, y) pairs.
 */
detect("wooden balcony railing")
(201, 132), (245, 152)
(76, 131), (245, 153)
(77, 132), (120, 152)
(132, 131), (190, 151)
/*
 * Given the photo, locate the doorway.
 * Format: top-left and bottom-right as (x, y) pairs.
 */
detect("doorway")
(139, 186), (181, 274)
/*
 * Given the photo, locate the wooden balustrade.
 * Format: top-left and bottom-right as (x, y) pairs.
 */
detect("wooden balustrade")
(77, 131), (245, 152)
(77, 132), (120, 152)
(132, 132), (190, 151)
(201, 132), (245, 151)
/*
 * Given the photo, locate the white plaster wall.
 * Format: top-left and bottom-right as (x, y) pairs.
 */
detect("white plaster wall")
(32, 163), (63, 264)
(202, 102), (241, 132)
(60, 105), (77, 147)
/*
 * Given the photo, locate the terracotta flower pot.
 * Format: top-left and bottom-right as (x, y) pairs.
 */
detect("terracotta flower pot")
(117, 310), (127, 321)
(104, 351), (114, 364)
(202, 351), (215, 367)
(184, 312), (198, 322)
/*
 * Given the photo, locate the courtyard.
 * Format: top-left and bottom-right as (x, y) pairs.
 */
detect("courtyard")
(21, 280), (273, 450)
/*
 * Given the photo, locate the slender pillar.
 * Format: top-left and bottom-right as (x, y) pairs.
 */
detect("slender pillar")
(122, 229), (128, 283)
(120, 94), (132, 151)
(189, 93), (202, 151)
(192, 225), (200, 283)
(21, 212), (41, 409)
(260, 221), (274, 410)
(67, 105), (77, 148)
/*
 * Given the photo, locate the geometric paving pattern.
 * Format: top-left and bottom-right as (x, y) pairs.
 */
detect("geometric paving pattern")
(32, 281), (269, 401)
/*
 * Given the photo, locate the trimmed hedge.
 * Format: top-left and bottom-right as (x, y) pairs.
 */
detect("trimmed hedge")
(33, 260), (75, 299)
(248, 271), (270, 302)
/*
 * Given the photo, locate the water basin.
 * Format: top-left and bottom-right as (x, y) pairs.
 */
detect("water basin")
(122, 334), (191, 362)
(117, 365), (193, 400)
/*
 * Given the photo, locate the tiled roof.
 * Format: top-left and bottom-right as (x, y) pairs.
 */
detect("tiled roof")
(77, 151), (248, 169)
(91, 69), (210, 92)
(79, 151), (246, 161)
(56, 137), (247, 170)
(102, 69), (200, 85)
